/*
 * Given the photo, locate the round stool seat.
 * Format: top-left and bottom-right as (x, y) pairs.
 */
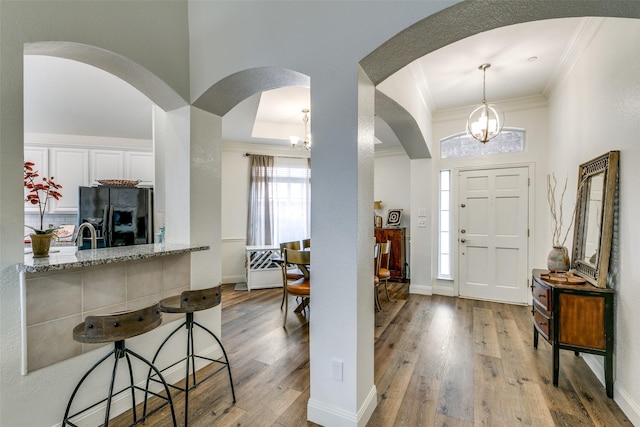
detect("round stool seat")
(159, 286), (222, 314)
(73, 303), (162, 344)
(146, 285), (235, 426)
(63, 302), (177, 427)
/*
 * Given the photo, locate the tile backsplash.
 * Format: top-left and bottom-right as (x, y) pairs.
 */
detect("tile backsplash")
(24, 213), (77, 236)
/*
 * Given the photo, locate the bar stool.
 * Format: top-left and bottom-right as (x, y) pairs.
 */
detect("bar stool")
(145, 285), (235, 426)
(62, 303), (177, 427)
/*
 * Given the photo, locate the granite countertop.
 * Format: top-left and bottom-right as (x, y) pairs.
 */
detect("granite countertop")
(19, 243), (209, 273)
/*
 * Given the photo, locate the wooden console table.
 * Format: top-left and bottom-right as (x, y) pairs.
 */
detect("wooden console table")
(531, 269), (615, 397)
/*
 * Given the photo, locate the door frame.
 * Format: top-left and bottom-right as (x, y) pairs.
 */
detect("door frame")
(452, 162), (535, 305)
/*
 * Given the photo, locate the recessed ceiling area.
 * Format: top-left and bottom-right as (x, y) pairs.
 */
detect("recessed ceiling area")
(252, 86), (310, 141)
(23, 17), (593, 150)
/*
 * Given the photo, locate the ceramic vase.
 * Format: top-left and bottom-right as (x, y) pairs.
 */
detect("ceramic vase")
(547, 245), (570, 272)
(30, 233), (54, 258)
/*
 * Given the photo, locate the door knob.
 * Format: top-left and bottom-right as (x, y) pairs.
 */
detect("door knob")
(460, 238), (467, 243)
(461, 229), (466, 233)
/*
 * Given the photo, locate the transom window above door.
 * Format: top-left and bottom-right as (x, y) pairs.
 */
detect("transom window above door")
(440, 128), (525, 159)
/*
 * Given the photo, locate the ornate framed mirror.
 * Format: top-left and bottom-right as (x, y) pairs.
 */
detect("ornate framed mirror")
(571, 151), (619, 288)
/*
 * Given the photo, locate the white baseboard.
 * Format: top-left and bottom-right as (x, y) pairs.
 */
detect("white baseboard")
(409, 283), (432, 295)
(307, 385), (377, 427)
(582, 354), (640, 425)
(432, 284), (455, 297)
(222, 275), (246, 284)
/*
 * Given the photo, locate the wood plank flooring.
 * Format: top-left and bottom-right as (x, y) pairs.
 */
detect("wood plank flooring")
(113, 283), (632, 426)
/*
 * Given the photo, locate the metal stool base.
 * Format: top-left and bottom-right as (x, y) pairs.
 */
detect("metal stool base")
(62, 340), (177, 427)
(144, 312), (235, 426)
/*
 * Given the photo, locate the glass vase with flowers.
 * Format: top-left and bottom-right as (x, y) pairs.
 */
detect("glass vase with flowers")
(24, 161), (63, 256)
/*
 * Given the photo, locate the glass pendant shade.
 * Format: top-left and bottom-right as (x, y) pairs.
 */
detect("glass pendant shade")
(467, 63), (504, 144)
(467, 102), (503, 143)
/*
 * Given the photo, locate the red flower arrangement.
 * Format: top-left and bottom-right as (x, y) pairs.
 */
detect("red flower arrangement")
(24, 161), (63, 234)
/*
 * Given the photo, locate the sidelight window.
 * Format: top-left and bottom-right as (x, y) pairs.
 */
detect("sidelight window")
(438, 170), (452, 279)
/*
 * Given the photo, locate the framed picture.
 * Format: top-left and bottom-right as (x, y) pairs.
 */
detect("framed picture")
(386, 209), (403, 227)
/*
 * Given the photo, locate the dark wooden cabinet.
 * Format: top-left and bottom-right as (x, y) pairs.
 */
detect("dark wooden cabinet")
(374, 227), (406, 282)
(531, 269), (615, 397)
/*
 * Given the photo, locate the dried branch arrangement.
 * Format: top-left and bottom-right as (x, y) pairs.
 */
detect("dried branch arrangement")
(546, 173), (583, 247)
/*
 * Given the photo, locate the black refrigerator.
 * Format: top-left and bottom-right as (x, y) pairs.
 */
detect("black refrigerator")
(78, 186), (153, 249)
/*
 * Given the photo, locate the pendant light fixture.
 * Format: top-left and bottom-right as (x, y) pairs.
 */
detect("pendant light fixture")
(289, 108), (311, 150)
(466, 63), (504, 143)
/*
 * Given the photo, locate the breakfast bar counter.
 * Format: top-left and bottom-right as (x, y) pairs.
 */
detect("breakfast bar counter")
(18, 243), (209, 374)
(19, 243), (209, 273)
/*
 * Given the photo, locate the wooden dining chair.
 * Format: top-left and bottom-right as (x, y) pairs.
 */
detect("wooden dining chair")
(282, 248), (311, 327)
(280, 240), (303, 309)
(378, 240), (393, 303)
(302, 238), (311, 250)
(374, 243), (382, 311)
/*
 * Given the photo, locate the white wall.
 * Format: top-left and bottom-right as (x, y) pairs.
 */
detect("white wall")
(373, 151), (411, 229)
(221, 146), (250, 283)
(546, 18), (640, 424)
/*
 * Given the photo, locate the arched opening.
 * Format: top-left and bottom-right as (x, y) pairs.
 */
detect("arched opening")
(193, 66), (310, 117)
(354, 3), (640, 425)
(193, 66), (312, 288)
(23, 41), (188, 248)
(25, 42), (186, 111)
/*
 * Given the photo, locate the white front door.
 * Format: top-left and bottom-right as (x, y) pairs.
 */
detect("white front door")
(458, 167), (529, 304)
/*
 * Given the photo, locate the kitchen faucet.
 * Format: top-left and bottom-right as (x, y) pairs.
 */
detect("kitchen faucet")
(76, 222), (97, 249)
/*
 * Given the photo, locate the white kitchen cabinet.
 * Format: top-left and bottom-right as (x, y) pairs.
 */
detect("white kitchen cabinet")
(49, 148), (89, 212)
(90, 150), (124, 185)
(24, 147), (49, 213)
(124, 151), (154, 186)
(24, 146), (153, 214)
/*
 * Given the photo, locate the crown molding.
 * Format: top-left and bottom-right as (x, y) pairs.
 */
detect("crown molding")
(432, 95), (548, 123)
(222, 140), (310, 158)
(374, 146), (408, 158)
(407, 61), (435, 114)
(24, 132), (152, 150)
(544, 17), (605, 99)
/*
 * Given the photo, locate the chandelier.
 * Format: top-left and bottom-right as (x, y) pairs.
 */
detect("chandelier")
(290, 108), (311, 150)
(466, 63), (504, 143)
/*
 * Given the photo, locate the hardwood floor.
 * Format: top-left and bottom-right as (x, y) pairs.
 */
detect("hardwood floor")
(115, 282), (632, 426)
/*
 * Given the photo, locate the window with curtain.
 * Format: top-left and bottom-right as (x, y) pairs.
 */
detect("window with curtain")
(247, 155), (310, 246)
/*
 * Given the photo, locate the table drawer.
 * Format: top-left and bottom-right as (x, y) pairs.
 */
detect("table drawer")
(532, 279), (551, 312)
(533, 307), (552, 340)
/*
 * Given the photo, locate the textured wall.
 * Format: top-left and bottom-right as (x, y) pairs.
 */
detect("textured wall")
(547, 18), (640, 424)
